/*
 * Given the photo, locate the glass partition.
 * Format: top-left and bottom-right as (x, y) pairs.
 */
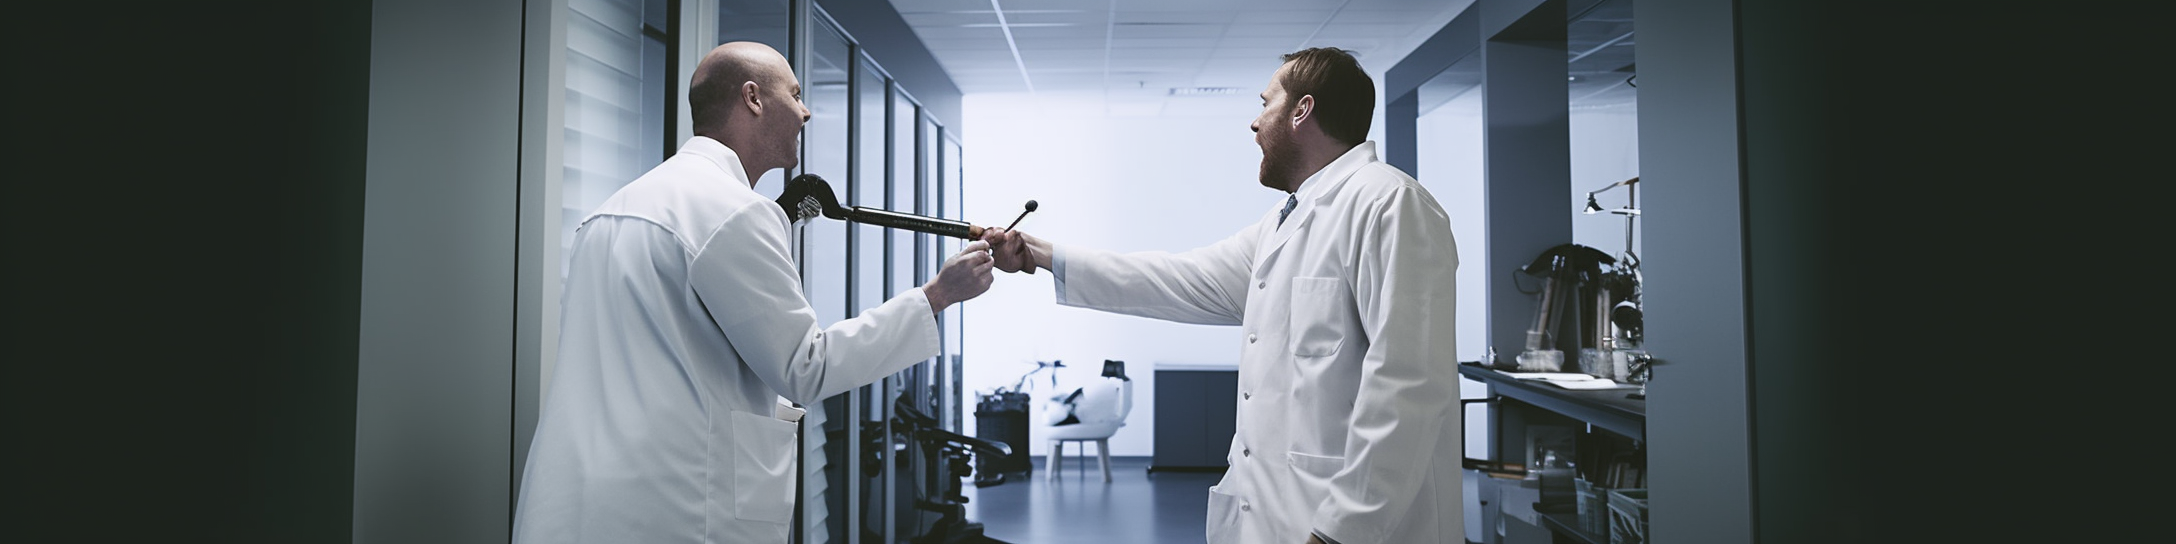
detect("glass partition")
(941, 134), (964, 432)
(1567, 0), (1642, 375)
(883, 83), (929, 544)
(801, 20), (851, 327)
(561, 0), (676, 283)
(804, 18), (853, 544)
(920, 115), (945, 432)
(846, 46), (894, 543)
(717, 0), (791, 197)
(716, 0), (788, 54)
(853, 53), (888, 315)
(888, 86), (918, 302)
(926, 113), (944, 287)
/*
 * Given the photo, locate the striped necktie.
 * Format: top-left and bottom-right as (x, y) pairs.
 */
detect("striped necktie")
(1278, 194), (1298, 226)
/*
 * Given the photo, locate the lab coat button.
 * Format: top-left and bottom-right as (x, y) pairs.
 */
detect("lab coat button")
(1243, 448), (1251, 457)
(1241, 503), (1251, 512)
(1247, 333), (1257, 343)
(1257, 281), (1266, 289)
(1242, 392), (1251, 400)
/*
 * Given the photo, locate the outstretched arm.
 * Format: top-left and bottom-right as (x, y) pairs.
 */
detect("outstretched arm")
(692, 206), (994, 405)
(985, 224), (1262, 326)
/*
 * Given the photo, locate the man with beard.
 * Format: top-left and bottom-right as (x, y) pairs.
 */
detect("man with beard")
(981, 47), (1462, 544)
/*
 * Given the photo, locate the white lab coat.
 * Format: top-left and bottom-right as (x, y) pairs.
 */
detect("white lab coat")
(1055, 142), (1462, 544)
(513, 137), (940, 544)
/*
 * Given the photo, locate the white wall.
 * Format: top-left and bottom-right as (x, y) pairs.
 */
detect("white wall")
(960, 91), (1273, 457)
(1570, 105), (1642, 259)
(1415, 91), (1494, 459)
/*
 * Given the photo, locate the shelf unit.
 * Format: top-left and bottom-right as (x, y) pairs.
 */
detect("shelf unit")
(1461, 363), (1644, 544)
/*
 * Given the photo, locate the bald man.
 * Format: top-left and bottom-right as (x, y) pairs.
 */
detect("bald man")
(512, 42), (995, 544)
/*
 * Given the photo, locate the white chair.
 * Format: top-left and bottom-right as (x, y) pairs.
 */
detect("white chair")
(1040, 363), (1134, 482)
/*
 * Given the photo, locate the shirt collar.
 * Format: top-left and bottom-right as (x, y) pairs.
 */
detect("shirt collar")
(680, 136), (753, 188)
(1289, 140), (1378, 203)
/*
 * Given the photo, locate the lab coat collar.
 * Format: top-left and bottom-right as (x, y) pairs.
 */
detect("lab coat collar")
(1255, 141), (1378, 272)
(680, 136), (754, 189)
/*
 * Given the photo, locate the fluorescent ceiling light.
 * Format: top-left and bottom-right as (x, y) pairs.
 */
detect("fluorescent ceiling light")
(1169, 87), (1244, 96)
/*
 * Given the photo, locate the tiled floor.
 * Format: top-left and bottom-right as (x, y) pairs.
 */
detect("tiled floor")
(959, 456), (1223, 544)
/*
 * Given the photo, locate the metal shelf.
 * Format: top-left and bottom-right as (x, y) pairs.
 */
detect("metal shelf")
(1459, 363), (1644, 441)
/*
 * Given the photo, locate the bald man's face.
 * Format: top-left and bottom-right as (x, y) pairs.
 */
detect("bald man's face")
(691, 42), (811, 184)
(751, 65), (811, 174)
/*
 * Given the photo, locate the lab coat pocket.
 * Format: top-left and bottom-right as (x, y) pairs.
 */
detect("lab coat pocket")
(1289, 277), (1349, 358)
(731, 410), (799, 524)
(1204, 484), (1246, 544)
(1287, 451), (1348, 510)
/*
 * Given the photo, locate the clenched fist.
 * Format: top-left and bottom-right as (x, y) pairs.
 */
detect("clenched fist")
(979, 227), (1050, 275)
(924, 240), (995, 312)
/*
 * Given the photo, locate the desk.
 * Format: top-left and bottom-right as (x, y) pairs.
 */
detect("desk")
(1460, 364), (1644, 446)
(1460, 363), (1645, 544)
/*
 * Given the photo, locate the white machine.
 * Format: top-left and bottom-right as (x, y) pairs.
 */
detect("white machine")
(1040, 360), (1134, 482)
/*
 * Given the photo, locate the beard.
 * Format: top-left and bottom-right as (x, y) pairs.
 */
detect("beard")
(1257, 125), (1302, 191)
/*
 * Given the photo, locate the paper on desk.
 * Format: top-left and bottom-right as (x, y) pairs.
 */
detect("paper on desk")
(1503, 372), (1641, 390)
(1503, 372), (1596, 381)
(1543, 379), (1640, 390)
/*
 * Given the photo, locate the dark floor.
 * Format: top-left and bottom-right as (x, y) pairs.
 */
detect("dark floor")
(961, 456), (1222, 544)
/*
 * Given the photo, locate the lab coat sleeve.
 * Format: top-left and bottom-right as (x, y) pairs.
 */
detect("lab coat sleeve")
(1312, 183), (1461, 544)
(688, 205), (940, 406)
(1052, 222), (1263, 326)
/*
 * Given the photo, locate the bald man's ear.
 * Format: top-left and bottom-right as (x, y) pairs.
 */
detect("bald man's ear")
(741, 81), (763, 115)
(1291, 94), (1314, 127)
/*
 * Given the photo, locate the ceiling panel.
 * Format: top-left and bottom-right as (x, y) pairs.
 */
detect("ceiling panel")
(1011, 37), (1117, 50)
(1232, 9), (1338, 24)
(1109, 23), (1225, 39)
(1108, 38), (1222, 50)
(1330, 9), (1443, 24)
(997, 10), (1099, 23)
(889, 0), (991, 11)
(986, 0), (1102, 10)
(1346, 0), (1458, 9)
(898, 11), (994, 26)
(1221, 23), (1320, 38)
(1309, 23), (1410, 39)
(1112, 10), (1234, 24)
(888, 0), (1471, 112)
(1004, 25), (1108, 39)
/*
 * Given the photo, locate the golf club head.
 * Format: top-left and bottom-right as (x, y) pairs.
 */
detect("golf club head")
(775, 173), (846, 223)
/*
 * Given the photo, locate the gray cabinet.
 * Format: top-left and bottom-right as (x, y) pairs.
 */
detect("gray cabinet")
(1150, 367), (1238, 472)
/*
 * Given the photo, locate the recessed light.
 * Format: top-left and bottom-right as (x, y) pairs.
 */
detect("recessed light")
(1169, 87), (1243, 96)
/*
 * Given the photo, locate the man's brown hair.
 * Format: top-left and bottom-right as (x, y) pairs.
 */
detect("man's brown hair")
(1278, 47), (1375, 146)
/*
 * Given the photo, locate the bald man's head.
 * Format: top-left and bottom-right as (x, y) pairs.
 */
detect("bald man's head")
(687, 42), (810, 184)
(689, 42), (791, 137)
